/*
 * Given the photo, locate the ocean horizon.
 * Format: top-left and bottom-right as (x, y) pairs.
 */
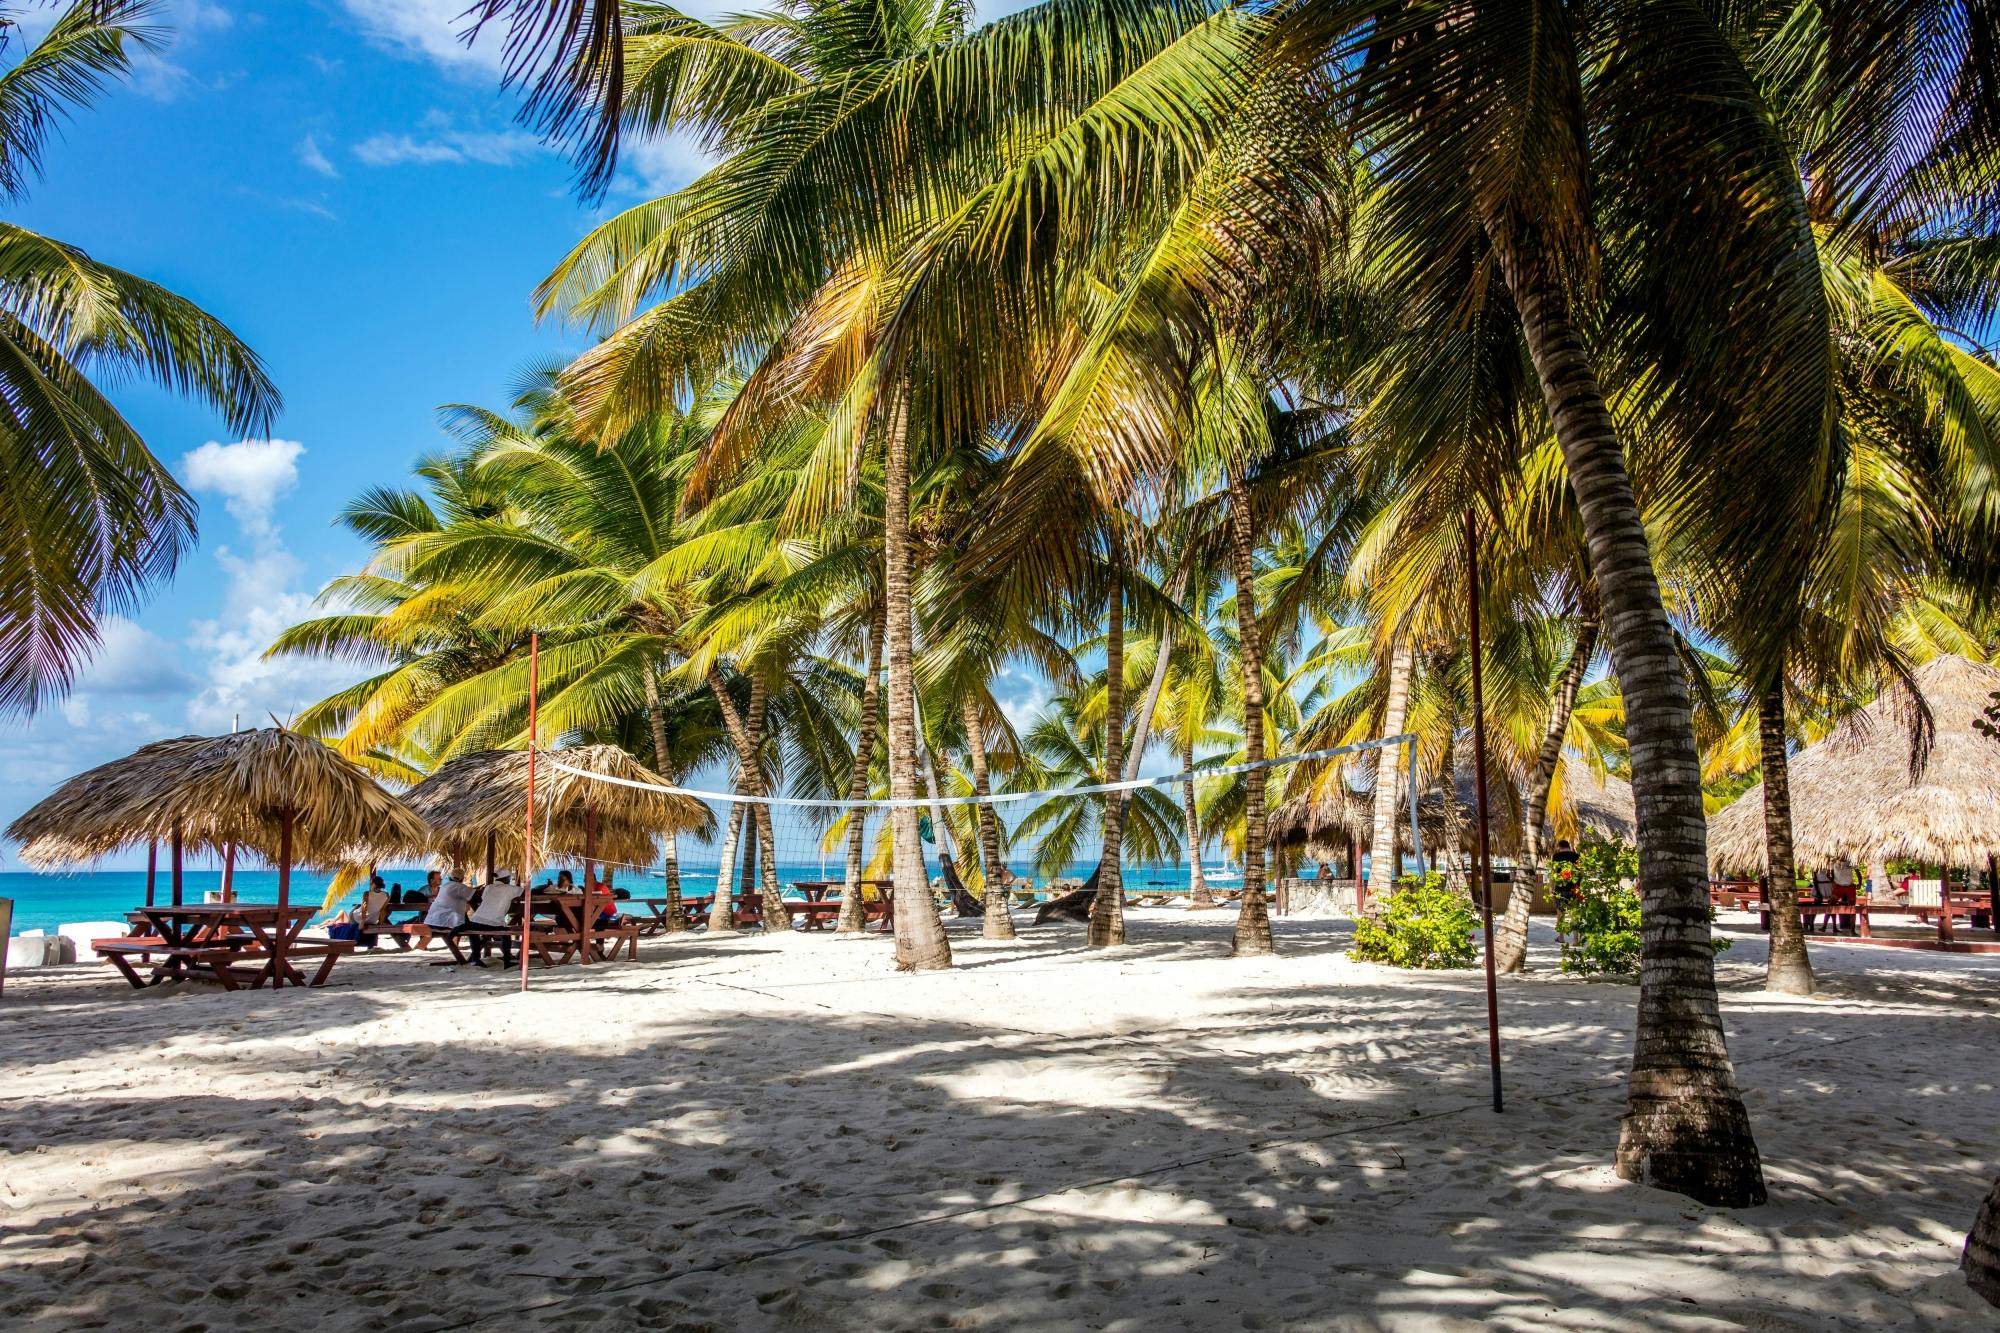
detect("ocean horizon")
(0, 858), (1302, 937)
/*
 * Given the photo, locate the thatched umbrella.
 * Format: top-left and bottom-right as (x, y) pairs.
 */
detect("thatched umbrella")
(1270, 765), (1636, 863)
(1707, 655), (2000, 883)
(404, 746), (706, 877)
(7, 729), (428, 979)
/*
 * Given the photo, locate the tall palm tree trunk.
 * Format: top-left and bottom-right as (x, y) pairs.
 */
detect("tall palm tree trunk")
(1226, 470), (1273, 956)
(1491, 217), (1764, 1207)
(1759, 684), (1814, 996)
(644, 663), (687, 932)
(1367, 641), (1415, 906)
(882, 396), (952, 970)
(709, 668), (789, 932)
(839, 602), (886, 934)
(1967, 1173), (2000, 1307)
(1090, 550), (1128, 947)
(711, 800), (743, 932)
(1182, 735), (1212, 908)
(1125, 621), (1173, 780)
(962, 694), (1015, 940)
(1496, 615), (1599, 971)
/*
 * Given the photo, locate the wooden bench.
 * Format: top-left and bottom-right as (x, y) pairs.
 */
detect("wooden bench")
(784, 901), (842, 930)
(93, 939), (351, 990)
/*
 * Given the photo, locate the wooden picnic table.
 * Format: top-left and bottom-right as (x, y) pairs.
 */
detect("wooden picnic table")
(95, 903), (348, 991)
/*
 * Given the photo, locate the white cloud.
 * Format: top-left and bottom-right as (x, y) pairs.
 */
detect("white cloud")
(298, 134), (338, 177)
(338, 0), (505, 73)
(180, 438), (305, 540)
(354, 115), (545, 169)
(616, 133), (715, 197)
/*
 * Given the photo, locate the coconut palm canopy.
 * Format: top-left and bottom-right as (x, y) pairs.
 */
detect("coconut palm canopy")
(402, 745), (711, 873)
(6, 728), (428, 870)
(1708, 655), (2000, 873)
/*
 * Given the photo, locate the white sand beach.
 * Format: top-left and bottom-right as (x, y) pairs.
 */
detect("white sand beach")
(3, 910), (1997, 1331)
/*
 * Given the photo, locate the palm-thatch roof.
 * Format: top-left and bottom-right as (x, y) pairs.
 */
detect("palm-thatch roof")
(402, 745), (709, 873)
(1269, 764), (1635, 860)
(1707, 654), (2000, 873)
(6, 729), (429, 870)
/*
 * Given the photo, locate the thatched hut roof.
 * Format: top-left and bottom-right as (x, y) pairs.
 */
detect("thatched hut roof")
(1707, 654), (2000, 873)
(1269, 763), (1636, 860)
(403, 745), (709, 872)
(6, 729), (429, 870)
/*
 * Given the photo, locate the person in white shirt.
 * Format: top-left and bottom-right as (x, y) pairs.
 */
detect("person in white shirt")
(413, 870), (475, 948)
(459, 874), (524, 966)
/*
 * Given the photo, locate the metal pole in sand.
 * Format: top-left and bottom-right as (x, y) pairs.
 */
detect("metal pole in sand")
(520, 631), (539, 994)
(1463, 507), (1504, 1113)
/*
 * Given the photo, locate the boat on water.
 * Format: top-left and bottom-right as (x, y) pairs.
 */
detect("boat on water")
(1205, 861), (1241, 883)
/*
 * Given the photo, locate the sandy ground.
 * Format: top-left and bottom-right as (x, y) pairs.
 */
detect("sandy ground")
(1, 909), (1996, 1332)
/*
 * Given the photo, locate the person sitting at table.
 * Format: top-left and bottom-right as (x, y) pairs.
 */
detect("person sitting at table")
(356, 883), (391, 949)
(412, 870), (474, 948)
(453, 873), (523, 966)
(593, 871), (621, 927)
(1804, 866), (1834, 933)
(1829, 859), (1858, 936)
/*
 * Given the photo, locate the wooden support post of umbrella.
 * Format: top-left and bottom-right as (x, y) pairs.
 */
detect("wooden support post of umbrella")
(171, 823), (184, 907)
(222, 839), (236, 903)
(145, 839), (157, 908)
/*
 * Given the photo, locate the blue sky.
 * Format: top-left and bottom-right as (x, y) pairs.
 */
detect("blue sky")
(0, 0), (1048, 867)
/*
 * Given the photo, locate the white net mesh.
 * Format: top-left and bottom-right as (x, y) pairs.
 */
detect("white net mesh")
(532, 737), (1420, 928)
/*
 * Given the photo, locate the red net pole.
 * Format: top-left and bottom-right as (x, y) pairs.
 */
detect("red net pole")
(520, 631), (539, 993)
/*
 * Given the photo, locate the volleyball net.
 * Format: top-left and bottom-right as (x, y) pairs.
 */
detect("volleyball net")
(529, 734), (1421, 914)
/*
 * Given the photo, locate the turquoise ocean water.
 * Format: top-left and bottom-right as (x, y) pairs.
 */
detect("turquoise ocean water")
(0, 858), (1296, 936)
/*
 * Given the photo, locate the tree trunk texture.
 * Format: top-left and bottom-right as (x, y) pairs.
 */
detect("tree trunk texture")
(882, 394), (953, 970)
(710, 668), (789, 932)
(1367, 641), (1415, 905)
(710, 801), (743, 932)
(1182, 735), (1213, 908)
(644, 664), (687, 931)
(1126, 619), (1173, 781)
(1090, 550), (1128, 947)
(838, 601), (886, 934)
(1492, 215), (1765, 1207)
(1967, 1173), (2000, 1308)
(1226, 469), (1273, 956)
(962, 694), (1016, 940)
(1495, 615), (1599, 971)
(1759, 685), (1815, 996)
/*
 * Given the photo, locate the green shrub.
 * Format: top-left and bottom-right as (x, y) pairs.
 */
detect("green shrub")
(1351, 872), (1478, 969)
(1556, 840), (1727, 977)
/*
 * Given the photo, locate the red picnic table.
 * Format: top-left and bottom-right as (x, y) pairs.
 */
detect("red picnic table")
(94, 903), (350, 990)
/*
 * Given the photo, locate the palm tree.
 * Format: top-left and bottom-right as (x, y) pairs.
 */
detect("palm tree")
(0, 1), (279, 715)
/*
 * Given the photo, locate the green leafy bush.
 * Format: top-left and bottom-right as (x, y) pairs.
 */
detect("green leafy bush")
(1351, 872), (1478, 969)
(1556, 840), (1727, 976)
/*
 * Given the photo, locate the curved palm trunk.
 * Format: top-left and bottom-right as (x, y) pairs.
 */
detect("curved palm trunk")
(1367, 641), (1415, 906)
(1492, 217), (1764, 1207)
(710, 801), (743, 932)
(1967, 1173), (2000, 1307)
(962, 694), (1015, 940)
(883, 395), (952, 970)
(1126, 621), (1173, 780)
(1496, 616), (1599, 971)
(1759, 685), (1815, 996)
(838, 602), (886, 934)
(1226, 470), (1273, 956)
(1182, 735), (1212, 908)
(710, 668), (789, 932)
(1090, 552), (1128, 947)
(644, 664), (687, 932)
